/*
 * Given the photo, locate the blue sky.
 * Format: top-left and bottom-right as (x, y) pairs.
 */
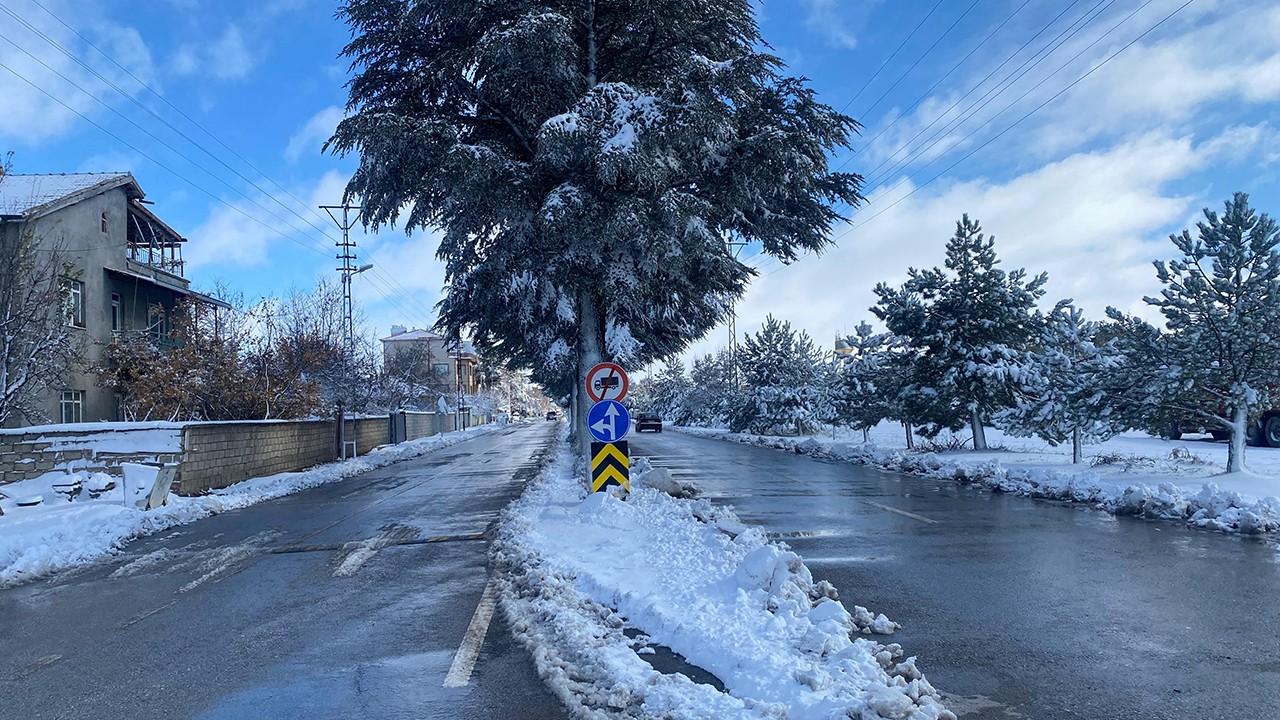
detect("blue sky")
(3, 0), (1278, 363)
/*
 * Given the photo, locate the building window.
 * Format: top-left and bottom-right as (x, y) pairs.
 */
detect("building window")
(110, 292), (121, 332)
(61, 278), (85, 328)
(148, 303), (167, 340)
(434, 363), (449, 376)
(100, 212), (108, 233)
(60, 390), (83, 424)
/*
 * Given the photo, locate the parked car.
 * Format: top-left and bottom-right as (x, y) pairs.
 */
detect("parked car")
(635, 412), (663, 433)
(545, 410), (558, 421)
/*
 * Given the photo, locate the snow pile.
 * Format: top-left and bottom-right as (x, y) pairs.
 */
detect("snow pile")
(493, 432), (952, 719)
(0, 425), (502, 587)
(674, 426), (1280, 536)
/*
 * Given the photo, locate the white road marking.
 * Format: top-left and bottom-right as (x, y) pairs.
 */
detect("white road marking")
(332, 541), (381, 577)
(443, 579), (498, 688)
(178, 545), (261, 593)
(863, 500), (939, 524)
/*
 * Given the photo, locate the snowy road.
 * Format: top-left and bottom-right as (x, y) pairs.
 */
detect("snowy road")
(630, 430), (1280, 720)
(0, 423), (566, 720)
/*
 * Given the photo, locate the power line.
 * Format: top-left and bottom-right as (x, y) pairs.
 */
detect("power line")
(845, 0), (1036, 170)
(837, 0), (947, 114)
(861, 0), (1115, 190)
(4, 2), (445, 328)
(760, 0), (1198, 281)
(857, 0), (982, 122)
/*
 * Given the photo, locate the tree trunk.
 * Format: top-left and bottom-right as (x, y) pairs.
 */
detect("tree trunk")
(576, 290), (604, 475)
(1071, 426), (1082, 465)
(862, 428), (869, 444)
(903, 421), (914, 450)
(971, 407), (988, 450)
(1226, 404), (1248, 474)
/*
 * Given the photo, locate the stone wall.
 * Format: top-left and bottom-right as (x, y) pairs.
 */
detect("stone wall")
(351, 417), (391, 456)
(0, 426), (182, 485)
(3, 413), (491, 495)
(175, 420), (335, 495)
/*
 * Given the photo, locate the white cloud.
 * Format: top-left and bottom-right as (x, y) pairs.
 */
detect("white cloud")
(857, 0), (1280, 180)
(801, 0), (861, 49)
(172, 25), (254, 81)
(285, 106), (344, 162)
(685, 126), (1271, 362)
(0, 0), (156, 143)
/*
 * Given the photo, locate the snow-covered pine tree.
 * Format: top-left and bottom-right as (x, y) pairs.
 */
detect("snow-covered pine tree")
(647, 359), (692, 421)
(993, 303), (1126, 463)
(833, 322), (892, 442)
(1107, 193), (1280, 473)
(329, 0), (864, 457)
(872, 215), (1047, 449)
(731, 316), (827, 435)
(683, 349), (736, 426)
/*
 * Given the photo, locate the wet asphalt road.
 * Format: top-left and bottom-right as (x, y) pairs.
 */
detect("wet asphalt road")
(0, 423), (566, 720)
(630, 430), (1280, 720)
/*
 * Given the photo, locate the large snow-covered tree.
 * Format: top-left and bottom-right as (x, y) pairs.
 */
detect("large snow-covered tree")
(329, 0), (863, 456)
(730, 315), (829, 435)
(872, 215), (1046, 449)
(0, 229), (83, 425)
(994, 303), (1126, 463)
(1107, 193), (1280, 473)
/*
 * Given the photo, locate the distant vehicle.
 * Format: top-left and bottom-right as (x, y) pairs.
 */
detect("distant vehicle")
(635, 412), (662, 433)
(545, 410), (558, 421)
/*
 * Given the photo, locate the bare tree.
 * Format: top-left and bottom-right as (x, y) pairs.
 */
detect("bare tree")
(0, 228), (84, 425)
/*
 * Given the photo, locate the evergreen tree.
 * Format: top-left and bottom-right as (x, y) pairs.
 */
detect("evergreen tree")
(1107, 193), (1280, 473)
(647, 359), (692, 421)
(329, 0), (864, 456)
(993, 303), (1126, 463)
(833, 322), (892, 441)
(872, 215), (1047, 448)
(683, 349), (737, 426)
(731, 315), (827, 435)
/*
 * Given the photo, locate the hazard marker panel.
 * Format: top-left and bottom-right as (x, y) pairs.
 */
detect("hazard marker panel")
(590, 441), (629, 493)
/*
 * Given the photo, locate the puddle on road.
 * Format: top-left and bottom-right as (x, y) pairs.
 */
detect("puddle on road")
(622, 628), (725, 692)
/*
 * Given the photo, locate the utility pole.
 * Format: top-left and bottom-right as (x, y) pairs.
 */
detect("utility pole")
(455, 328), (464, 431)
(727, 236), (747, 391)
(322, 202), (370, 457)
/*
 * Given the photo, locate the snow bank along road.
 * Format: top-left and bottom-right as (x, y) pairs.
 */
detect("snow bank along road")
(0, 423), (566, 720)
(629, 431), (1280, 720)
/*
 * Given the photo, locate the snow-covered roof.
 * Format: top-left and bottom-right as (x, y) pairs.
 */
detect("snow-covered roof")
(0, 172), (140, 218)
(381, 328), (444, 342)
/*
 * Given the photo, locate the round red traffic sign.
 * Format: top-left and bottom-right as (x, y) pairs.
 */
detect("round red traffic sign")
(586, 362), (629, 402)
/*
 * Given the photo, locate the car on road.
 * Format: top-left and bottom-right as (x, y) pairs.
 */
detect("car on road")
(634, 413), (662, 433)
(545, 410), (558, 421)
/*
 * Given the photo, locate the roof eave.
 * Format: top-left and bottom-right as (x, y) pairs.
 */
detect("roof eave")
(22, 173), (143, 221)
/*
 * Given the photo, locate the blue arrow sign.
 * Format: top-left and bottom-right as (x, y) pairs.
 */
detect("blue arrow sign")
(587, 400), (631, 443)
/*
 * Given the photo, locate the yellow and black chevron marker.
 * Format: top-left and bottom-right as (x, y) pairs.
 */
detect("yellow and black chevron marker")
(590, 441), (629, 493)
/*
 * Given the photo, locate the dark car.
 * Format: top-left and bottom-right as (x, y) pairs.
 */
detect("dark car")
(635, 413), (662, 433)
(545, 410), (558, 421)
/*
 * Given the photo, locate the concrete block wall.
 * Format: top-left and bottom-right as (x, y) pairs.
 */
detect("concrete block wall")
(350, 417), (390, 456)
(403, 412), (437, 441)
(176, 420), (335, 495)
(0, 429), (180, 485)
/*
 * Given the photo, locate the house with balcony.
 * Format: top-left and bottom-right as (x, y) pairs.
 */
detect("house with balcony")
(0, 172), (229, 427)
(380, 326), (482, 400)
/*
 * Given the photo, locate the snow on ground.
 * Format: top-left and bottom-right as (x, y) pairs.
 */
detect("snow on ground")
(674, 423), (1280, 536)
(493, 428), (953, 720)
(0, 424), (504, 588)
